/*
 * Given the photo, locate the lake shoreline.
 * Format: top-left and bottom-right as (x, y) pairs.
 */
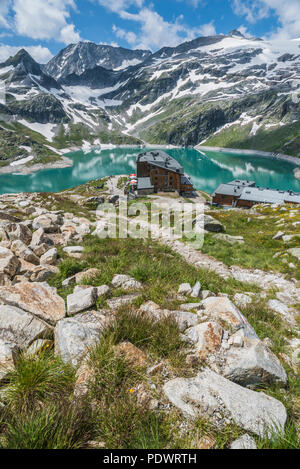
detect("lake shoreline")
(1, 143), (300, 182)
(0, 144), (183, 175)
(196, 145), (300, 181)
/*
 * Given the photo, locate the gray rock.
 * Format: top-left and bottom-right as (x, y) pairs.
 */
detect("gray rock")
(193, 214), (224, 233)
(213, 233), (244, 245)
(97, 285), (110, 297)
(287, 248), (300, 261)
(33, 243), (51, 257)
(55, 311), (108, 365)
(233, 293), (253, 308)
(3, 222), (32, 245)
(67, 287), (97, 315)
(180, 303), (202, 311)
(63, 246), (84, 254)
(40, 248), (58, 265)
(163, 369), (287, 437)
(26, 339), (52, 357)
(0, 282), (65, 325)
(273, 231), (284, 240)
(201, 290), (215, 300)
(111, 274), (142, 291)
(230, 434), (257, 449)
(223, 337), (287, 386)
(0, 305), (52, 348)
(169, 311), (200, 332)
(267, 299), (293, 322)
(30, 265), (59, 282)
(30, 228), (47, 249)
(184, 322), (223, 359)
(178, 283), (192, 295)
(190, 281), (201, 298)
(32, 215), (58, 233)
(62, 275), (76, 287)
(11, 240), (40, 265)
(200, 297), (258, 338)
(0, 246), (20, 278)
(0, 339), (18, 381)
(107, 293), (141, 310)
(0, 211), (21, 223)
(139, 301), (199, 331)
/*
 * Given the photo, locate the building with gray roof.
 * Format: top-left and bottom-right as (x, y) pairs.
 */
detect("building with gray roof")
(212, 180), (300, 207)
(136, 150), (194, 195)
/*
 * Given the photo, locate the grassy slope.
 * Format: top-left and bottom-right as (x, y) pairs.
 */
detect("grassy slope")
(0, 184), (299, 450)
(203, 121), (300, 157)
(202, 205), (300, 281)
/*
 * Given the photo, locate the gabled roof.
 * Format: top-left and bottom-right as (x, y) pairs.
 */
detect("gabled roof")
(181, 174), (193, 185)
(137, 150), (184, 174)
(212, 183), (244, 197)
(239, 187), (300, 204)
(212, 179), (300, 205)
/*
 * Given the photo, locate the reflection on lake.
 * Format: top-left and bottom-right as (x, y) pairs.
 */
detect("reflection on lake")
(0, 147), (300, 195)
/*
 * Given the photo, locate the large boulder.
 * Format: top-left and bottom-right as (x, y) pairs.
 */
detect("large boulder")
(200, 297), (258, 337)
(0, 282), (65, 325)
(223, 337), (287, 387)
(11, 240), (40, 265)
(0, 212), (21, 223)
(55, 311), (109, 366)
(30, 228), (48, 249)
(75, 268), (101, 284)
(67, 287), (97, 315)
(193, 214), (224, 233)
(163, 369), (287, 437)
(0, 222), (32, 245)
(5, 223), (32, 245)
(32, 215), (59, 233)
(184, 322), (223, 360)
(0, 246), (20, 278)
(40, 248), (58, 265)
(0, 305), (52, 348)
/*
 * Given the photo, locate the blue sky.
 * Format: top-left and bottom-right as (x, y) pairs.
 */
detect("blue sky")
(0, 0), (299, 63)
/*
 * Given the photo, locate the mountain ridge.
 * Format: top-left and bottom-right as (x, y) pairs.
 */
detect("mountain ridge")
(0, 32), (299, 167)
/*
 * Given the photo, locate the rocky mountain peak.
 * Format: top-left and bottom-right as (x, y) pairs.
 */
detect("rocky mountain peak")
(227, 29), (245, 38)
(44, 41), (152, 80)
(3, 49), (42, 75)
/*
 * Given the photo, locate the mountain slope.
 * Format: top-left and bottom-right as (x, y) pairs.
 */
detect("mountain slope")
(0, 32), (300, 168)
(44, 42), (151, 80)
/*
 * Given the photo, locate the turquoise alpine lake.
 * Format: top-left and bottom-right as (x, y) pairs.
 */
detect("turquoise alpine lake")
(1, 147), (300, 195)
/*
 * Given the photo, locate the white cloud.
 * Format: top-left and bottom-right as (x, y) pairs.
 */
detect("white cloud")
(13, 0), (81, 43)
(0, 43), (53, 63)
(97, 0), (144, 13)
(198, 22), (216, 37)
(237, 25), (253, 38)
(0, 0), (81, 44)
(112, 25), (137, 45)
(0, 0), (12, 28)
(111, 6), (217, 50)
(232, 0), (269, 23)
(232, 0), (300, 39)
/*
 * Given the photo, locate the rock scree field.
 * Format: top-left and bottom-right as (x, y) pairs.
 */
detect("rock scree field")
(0, 175), (299, 450)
